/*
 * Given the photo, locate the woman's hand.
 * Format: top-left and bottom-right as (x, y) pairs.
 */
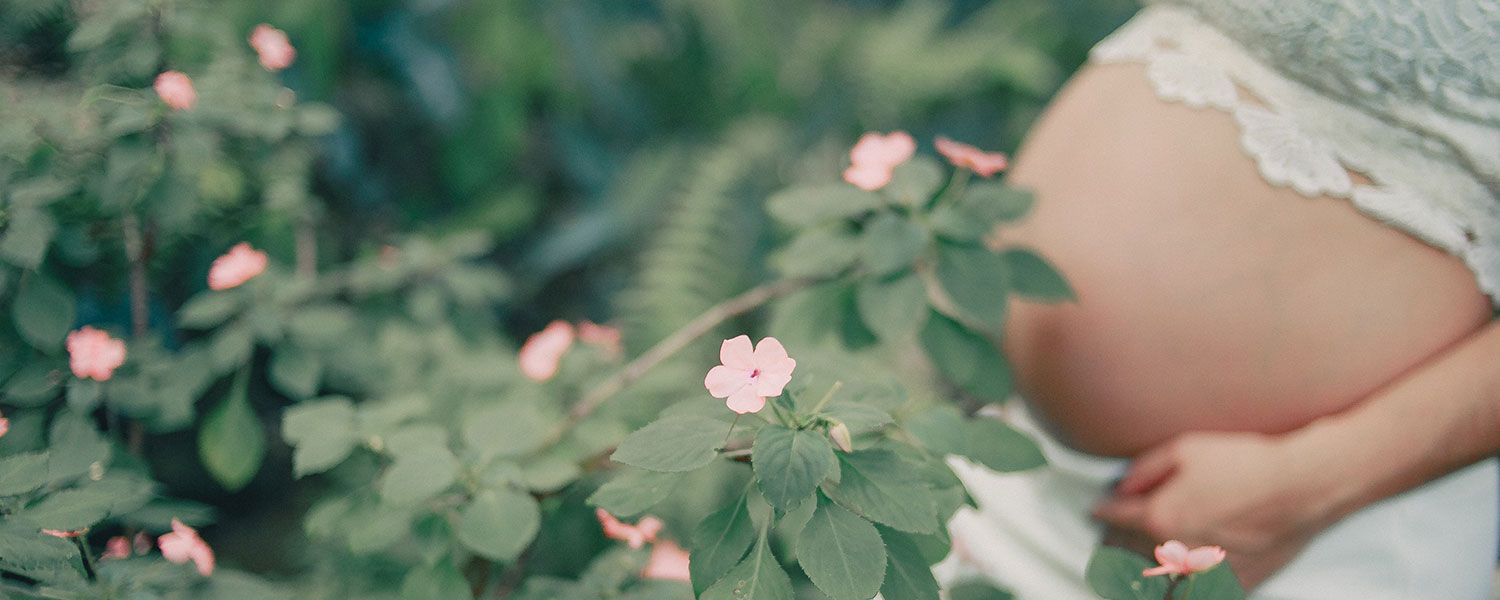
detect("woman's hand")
(1090, 429), (1348, 589)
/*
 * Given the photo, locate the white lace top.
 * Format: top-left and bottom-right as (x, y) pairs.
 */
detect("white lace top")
(1090, 2), (1500, 306)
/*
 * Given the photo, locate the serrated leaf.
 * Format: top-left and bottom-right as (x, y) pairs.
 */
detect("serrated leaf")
(856, 271), (928, 341)
(919, 312), (1012, 402)
(861, 213), (928, 277)
(753, 425), (837, 512)
(610, 416), (731, 472)
(1001, 247), (1075, 302)
(13, 273), (75, 352)
(269, 345), (322, 398)
(772, 227), (861, 278)
(766, 184), (884, 226)
(379, 444), (459, 505)
(797, 494), (886, 600)
(689, 496), (757, 595)
(885, 157), (944, 208)
(0, 452), (50, 496)
(283, 397), (358, 477)
(462, 400), (557, 459)
(935, 242), (1009, 327)
(823, 450), (938, 534)
(1085, 546), (1170, 600)
(457, 488), (540, 562)
(701, 535), (793, 600)
(960, 418), (1046, 473)
(588, 468), (686, 518)
(176, 292), (243, 329)
(47, 411), (111, 484)
(877, 526), (941, 600)
(199, 376), (265, 491)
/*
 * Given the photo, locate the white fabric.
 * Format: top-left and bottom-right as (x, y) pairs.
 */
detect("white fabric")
(1090, 5), (1500, 306)
(936, 402), (1500, 599)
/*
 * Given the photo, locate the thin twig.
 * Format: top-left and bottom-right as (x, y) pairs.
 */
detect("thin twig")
(122, 212), (149, 339)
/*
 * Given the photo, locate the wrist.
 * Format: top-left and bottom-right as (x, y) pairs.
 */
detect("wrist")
(1277, 415), (1396, 526)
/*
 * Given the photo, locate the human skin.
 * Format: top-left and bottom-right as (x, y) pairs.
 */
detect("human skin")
(998, 62), (1499, 586)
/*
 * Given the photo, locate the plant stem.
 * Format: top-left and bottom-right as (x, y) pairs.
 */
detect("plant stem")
(808, 381), (843, 415)
(720, 414), (741, 450)
(122, 212), (149, 339)
(570, 275), (822, 419)
(71, 535), (97, 581)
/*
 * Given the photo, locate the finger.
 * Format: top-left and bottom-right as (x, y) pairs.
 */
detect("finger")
(1114, 444), (1179, 495)
(1091, 495), (1148, 528)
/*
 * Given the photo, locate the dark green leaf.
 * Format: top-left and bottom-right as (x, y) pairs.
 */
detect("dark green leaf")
(960, 418), (1046, 473)
(588, 468), (686, 518)
(773, 227), (861, 278)
(176, 292), (243, 329)
(1186, 564), (1246, 600)
(1001, 247), (1075, 302)
(199, 375), (265, 491)
(701, 536), (794, 600)
(919, 312), (1012, 401)
(690, 496), (757, 595)
(0, 452), (49, 496)
(14, 485), (114, 530)
(935, 242), (1009, 327)
(0, 207), (56, 270)
(766, 184), (884, 226)
(269, 345), (322, 399)
(862, 213), (929, 277)
(611, 416), (732, 473)
(457, 488), (540, 561)
(753, 425), (838, 512)
(948, 580), (1015, 600)
(209, 321), (254, 373)
(797, 494), (886, 600)
(824, 450), (938, 534)
(2, 360), (59, 406)
(283, 397), (358, 477)
(856, 271), (928, 341)
(1085, 546), (1170, 600)
(47, 411), (111, 484)
(13, 273), (75, 352)
(878, 526), (941, 600)
(64, 379), (100, 412)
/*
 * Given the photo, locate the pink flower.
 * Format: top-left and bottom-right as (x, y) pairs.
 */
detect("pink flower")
(596, 508), (663, 550)
(519, 321), (575, 381)
(249, 24), (296, 72)
(843, 131), (915, 191)
(0, 412), (8, 439)
(41, 529), (83, 538)
(578, 321), (623, 358)
(103, 536), (132, 560)
(1142, 540), (1226, 577)
(208, 243), (268, 290)
(154, 71), (197, 111)
(159, 519), (214, 576)
(935, 136), (1008, 177)
(67, 326), (127, 381)
(703, 335), (796, 415)
(643, 539), (692, 581)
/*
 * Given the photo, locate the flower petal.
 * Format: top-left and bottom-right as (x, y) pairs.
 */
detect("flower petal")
(719, 335), (755, 369)
(725, 387), (766, 414)
(843, 164), (893, 191)
(751, 337), (789, 366)
(643, 540), (692, 581)
(1184, 546), (1227, 572)
(753, 371), (793, 398)
(705, 365), (750, 398)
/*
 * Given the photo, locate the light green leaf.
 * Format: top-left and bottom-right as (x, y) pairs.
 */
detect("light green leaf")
(766, 184), (884, 226)
(210, 321), (255, 373)
(1001, 247), (1075, 302)
(462, 400), (558, 459)
(919, 312), (1012, 402)
(269, 345), (322, 399)
(588, 468), (686, 518)
(960, 418), (1046, 473)
(199, 375), (265, 491)
(1085, 546), (1170, 600)
(0, 207), (56, 270)
(772, 227), (861, 278)
(47, 411), (111, 484)
(902, 405), (966, 457)
(885, 157), (945, 208)
(935, 242), (1009, 327)
(457, 488), (540, 562)
(400, 559), (473, 600)
(753, 425), (838, 512)
(701, 535), (794, 600)
(877, 526), (941, 600)
(861, 213), (929, 277)
(689, 496), (757, 596)
(947, 580), (1015, 600)
(520, 456), (580, 493)
(2, 360), (59, 406)
(820, 401), (894, 434)
(379, 444), (459, 505)
(13, 273), (75, 352)
(824, 450), (938, 534)
(0, 452), (50, 496)
(930, 183), (1034, 242)
(856, 271), (928, 341)
(797, 494), (886, 600)
(1186, 564), (1247, 600)
(611, 416), (732, 473)
(283, 397), (358, 477)
(176, 291), (243, 329)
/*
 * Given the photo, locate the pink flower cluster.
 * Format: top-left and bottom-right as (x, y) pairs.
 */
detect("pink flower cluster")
(249, 24), (296, 72)
(67, 326), (127, 381)
(159, 519), (215, 576)
(596, 509), (690, 582)
(518, 320), (623, 382)
(208, 243), (268, 290)
(1142, 540), (1226, 577)
(704, 335), (796, 415)
(841, 131), (1009, 191)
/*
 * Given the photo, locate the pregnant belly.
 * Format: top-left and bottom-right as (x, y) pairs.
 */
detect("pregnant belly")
(999, 63), (1491, 457)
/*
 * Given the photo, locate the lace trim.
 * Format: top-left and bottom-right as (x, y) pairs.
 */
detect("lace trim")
(1091, 6), (1500, 306)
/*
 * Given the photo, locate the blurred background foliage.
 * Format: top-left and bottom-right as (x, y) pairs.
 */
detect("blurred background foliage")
(0, 0), (1136, 596)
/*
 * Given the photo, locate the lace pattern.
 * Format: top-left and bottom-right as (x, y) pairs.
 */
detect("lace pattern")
(1090, 5), (1500, 306)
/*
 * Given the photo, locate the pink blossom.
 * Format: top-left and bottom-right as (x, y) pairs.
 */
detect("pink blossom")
(41, 529), (83, 538)
(596, 509), (663, 550)
(703, 335), (796, 415)
(103, 536), (132, 559)
(842, 131), (915, 190)
(0, 412), (8, 439)
(935, 136), (1008, 177)
(66, 326), (127, 381)
(828, 422), (853, 453)
(578, 321), (623, 358)
(249, 24), (296, 72)
(1142, 540), (1226, 577)
(207, 243), (268, 290)
(153, 71), (197, 111)
(519, 321), (575, 381)
(642, 539), (692, 581)
(159, 519), (214, 576)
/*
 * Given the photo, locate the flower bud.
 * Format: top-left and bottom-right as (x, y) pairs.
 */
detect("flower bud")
(828, 421), (853, 453)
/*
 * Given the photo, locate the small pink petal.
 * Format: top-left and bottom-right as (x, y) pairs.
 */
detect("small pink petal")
(66, 326), (127, 381)
(849, 131), (916, 168)
(1184, 546), (1227, 572)
(42, 529), (82, 538)
(597, 509), (660, 550)
(154, 71), (197, 111)
(103, 536), (131, 560)
(578, 321), (622, 357)
(719, 335), (756, 370)
(159, 519), (214, 576)
(725, 387), (766, 415)
(643, 540), (692, 581)
(843, 164), (893, 191)
(935, 136), (1008, 177)
(249, 24), (296, 72)
(0, 414), (8, 439)
(207, 243), (268, 290)
(635, 516), (664, 542)
(1142, 564), (1178, 577)
(519, 321), (575, 382)
(704, 365), (750, 398)
(753, 371), (793, 398)
(750, 337), (789, 365)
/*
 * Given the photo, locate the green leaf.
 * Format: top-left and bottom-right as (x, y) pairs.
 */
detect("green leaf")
(379, 444), (460, 505)
(588, 468), (686, 518)
(878, 526), (941, 600)
(2, 360), (60, 406)
(269, 345), (322, 399)
(210, 321), (255, 373)
(930, 183), (1034, 242)
(797, 494), (886, 600)
(885, 157), (945, 208)
(47, 411), (111, 484)
(856, 271), (928, 341)
(821, 401), (894, 434)
(65, 379), (100, 412)
(283, 397), (358, 477)
(752, 425), (838, 512)
(1085, 546), (1170, 600)
(919, 312), (1012, 401)
(13, 273), (75, 352)
(935, 242), (1009, 327)
(960, 418), (1046, 473)
(689, 496), (757, 595)
(824, 450), (938, 534)
(861, 213), (929, 277)
(902, 405), (966, 457)
(0, 207), (56, 270)
(519, 456), (580, 493)
(611, 416), (732, 472)
(772, 227), (861, 278)
(947, 580), (1014, 600)
(176, 291), (243, 329)
(766, 184), (884, 226)
(400, 559), (473, 600)
(1001, 247), (1075, 302)
(462, 400), (558, 459)
(701, 535), (794, 600)
(198, 373), (265, 491)
(14, 485), (114, 531)
(1186, 564), (1246, 600)
(457, 488), (541, 562)
(0, 452), (49, 496)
